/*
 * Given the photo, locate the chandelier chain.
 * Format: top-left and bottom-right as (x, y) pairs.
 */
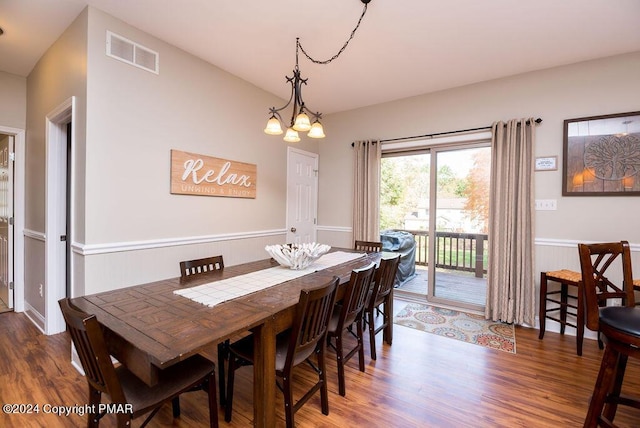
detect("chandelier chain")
(296, 3), (369, 65)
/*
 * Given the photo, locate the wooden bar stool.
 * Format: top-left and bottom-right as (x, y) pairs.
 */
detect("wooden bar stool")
(538, 269), (584, 356)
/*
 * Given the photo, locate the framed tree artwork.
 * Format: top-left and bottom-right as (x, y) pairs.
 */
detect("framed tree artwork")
(562, 111), (640, 196)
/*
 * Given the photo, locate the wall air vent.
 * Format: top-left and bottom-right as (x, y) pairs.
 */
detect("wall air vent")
(106, 31), (159, 74)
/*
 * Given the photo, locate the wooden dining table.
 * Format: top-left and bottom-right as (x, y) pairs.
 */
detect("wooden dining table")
(70, 249), (381, 427)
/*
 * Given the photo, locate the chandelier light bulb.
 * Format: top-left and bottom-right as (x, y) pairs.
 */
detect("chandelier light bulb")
(264, 117), (283, 135)
(293, 112), (311, 132)
(307, 121), (326, 139)
(283, 127), (301, 143)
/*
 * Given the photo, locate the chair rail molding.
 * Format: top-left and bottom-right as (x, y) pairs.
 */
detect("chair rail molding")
(76, 228), (287, 256)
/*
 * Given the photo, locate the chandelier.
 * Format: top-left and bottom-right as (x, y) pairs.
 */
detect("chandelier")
(264, 0), (372, 142)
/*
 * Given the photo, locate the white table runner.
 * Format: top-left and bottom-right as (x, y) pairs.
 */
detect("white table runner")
(174, 251), (367, 307)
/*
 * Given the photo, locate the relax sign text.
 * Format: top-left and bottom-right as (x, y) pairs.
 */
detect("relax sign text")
(170, 149), (256, 198)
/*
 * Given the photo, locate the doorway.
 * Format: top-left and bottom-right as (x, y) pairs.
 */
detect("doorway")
(380, 140), (490, 312)
(0, 125), (24, 315)
(0, 134), (13, 313)
(44, 97), (75, 335)
(286, 147), (318, 244)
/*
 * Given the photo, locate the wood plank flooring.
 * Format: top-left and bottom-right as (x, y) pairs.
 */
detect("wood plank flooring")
(1, 299), (639, 427)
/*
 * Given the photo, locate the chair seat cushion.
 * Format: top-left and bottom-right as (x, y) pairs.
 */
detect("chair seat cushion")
(115, 354), (215, 415)
(230, 330), (304, 372)
(599, 306), (640, 339)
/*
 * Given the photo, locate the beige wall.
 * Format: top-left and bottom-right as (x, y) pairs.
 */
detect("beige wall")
(318, 52), (640, 245)
(0, 71), (27, 129)
(78, 8), (318, 293)
(24, 8), (88, 323)
(16, 4), (640, 328)
(316, 51), (640, 323)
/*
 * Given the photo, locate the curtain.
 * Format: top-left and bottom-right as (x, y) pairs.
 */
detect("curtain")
(485, 119), (536, 325)
(352, 140), (381, 243)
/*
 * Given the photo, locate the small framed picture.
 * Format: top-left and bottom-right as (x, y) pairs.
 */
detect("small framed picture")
(535, 156), (557, 171)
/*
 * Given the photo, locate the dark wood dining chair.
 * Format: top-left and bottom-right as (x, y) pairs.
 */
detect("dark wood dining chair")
(326, 262), (376, 396)
(578, 241), (640, 428)
(354, 240), (382, 253)
(58, 298), (218, 428)
(363, 255), (400, 360)
(224, 276), (339, 427)
(179, 255), (224, 280)
(179, 255), (228, 407)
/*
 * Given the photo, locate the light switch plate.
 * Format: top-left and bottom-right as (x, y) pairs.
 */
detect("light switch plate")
(535, 199), (557, 210)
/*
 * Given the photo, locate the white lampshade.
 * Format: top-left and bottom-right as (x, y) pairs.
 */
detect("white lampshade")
(293, 113), (311, 132)
(264, 117), (283, 135)
(283, 127), (300, 143)
(307, 121), (325, 139)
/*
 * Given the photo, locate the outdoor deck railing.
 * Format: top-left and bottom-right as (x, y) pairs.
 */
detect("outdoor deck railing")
(394, 229), (488, 278)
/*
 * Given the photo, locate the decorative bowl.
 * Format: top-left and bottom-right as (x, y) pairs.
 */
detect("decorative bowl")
(265, 243), (331, 270)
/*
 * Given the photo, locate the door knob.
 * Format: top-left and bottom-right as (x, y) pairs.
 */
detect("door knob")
(290, 227), (297, 232)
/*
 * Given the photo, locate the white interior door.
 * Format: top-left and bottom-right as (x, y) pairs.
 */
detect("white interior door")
(0, 134), (14, 309)
(286, 148), (318, 244)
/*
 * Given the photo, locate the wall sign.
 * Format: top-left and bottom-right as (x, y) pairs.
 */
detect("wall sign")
(535, 156), (557, 171)
(170, 149), (257, 198)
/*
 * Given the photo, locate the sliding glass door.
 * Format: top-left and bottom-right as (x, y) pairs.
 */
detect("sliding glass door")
(380, 141), (490, 311)
(428, 145), (489, 311)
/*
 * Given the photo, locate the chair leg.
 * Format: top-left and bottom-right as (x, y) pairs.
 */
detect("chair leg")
(217, 341), (228, 406)
(224, 354), (237, 422)
(357, 319), (365, 372)
(560, 283), (568, 335)
(317, 346), (330, 416)
(206, 371), (219, 428)
(576, 282), (584, 356)
(88, 388), (101, 428)
(539, 272), (548, 340)
(282, 370), (295, 428)
(584, 345), (619, 427)
(335, 332), (346, 396)
(367, 310), (377, 360)
(171, 396), (181, 418)
(383, 295), (393, 345)
(603, 353), (628, 423)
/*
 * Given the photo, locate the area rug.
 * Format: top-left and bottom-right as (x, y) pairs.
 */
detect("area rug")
(394, 303), (516, 353)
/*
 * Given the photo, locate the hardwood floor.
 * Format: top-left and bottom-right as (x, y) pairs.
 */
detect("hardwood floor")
(1, 299), (639, 427)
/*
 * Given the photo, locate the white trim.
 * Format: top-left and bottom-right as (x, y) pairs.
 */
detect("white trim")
(23, 301), (46, 334)
(535, 237), (640, 251)
(317, 225), (352, 233)
(73, 228), (287, 256)
(24, 228), (46, 242)
(0, 125), (25, 313)
(44, 97), (75, 335)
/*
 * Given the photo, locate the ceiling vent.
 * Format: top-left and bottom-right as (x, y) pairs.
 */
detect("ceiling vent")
(106, 31), (159, 74)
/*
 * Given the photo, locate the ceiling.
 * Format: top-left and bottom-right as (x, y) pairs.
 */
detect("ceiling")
(1, 0), (640, 114)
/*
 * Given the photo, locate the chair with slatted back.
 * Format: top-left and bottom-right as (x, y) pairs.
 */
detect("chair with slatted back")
(326, 262), (376, 396)
(224, 277), (339, 427)
(363, 255), (400, 360)
(578, 241), (640, 427)
(58, 298), (218, 428)
(354, 240), (382, 253)
(179, 255), (224, 280)
(179, 255), (228, 407)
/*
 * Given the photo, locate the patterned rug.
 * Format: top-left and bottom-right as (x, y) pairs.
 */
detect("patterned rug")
(394, 303), (516, 353)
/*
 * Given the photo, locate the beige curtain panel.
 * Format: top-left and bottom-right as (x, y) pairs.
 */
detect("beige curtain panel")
(352, 140), (381, 243)
(485, 119), (536, 325)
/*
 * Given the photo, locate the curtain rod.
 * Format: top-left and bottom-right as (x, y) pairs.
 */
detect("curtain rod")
(376, 117), (542, 144)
